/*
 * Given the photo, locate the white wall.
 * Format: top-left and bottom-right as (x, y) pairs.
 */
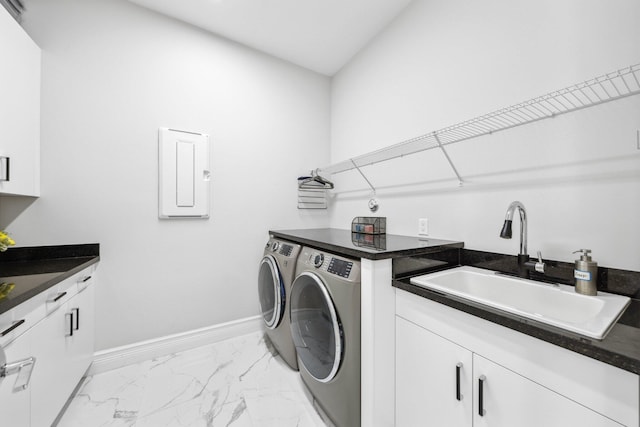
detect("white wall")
(0, 0), (330, 350)
(329, 0), (640, 270)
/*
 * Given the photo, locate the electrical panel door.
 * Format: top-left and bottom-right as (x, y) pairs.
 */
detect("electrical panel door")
(158, 128), (210, 218)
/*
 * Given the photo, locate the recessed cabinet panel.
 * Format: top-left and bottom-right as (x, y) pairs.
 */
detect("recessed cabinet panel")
(158, 128), (210, 218)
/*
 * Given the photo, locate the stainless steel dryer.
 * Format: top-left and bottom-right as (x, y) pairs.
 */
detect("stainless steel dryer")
(258, 237), (301, 370)
(290, 247), (361, 427)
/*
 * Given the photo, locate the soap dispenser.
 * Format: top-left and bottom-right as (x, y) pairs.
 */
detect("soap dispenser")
(573, 249), (598, 296)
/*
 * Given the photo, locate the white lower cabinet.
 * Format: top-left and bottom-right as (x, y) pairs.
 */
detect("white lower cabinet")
(31, 277), (95, 427)
(0, 267), (96, 427)
(396, 290), (639, 427)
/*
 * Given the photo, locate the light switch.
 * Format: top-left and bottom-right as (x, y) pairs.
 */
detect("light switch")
(158, 128), (210, 219)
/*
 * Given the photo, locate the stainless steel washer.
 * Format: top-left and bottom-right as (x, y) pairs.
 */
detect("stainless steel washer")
(258, 237), (301, 370)
(290, 247), (361, 427)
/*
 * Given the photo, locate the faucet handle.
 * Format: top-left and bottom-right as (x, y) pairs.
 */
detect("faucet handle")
(535, 251), (545, 273)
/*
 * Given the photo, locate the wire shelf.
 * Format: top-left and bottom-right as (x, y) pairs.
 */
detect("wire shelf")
(319, 63), (640, 176)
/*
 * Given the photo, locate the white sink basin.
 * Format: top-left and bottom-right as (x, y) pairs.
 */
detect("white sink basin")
(409, 266), (630, 339)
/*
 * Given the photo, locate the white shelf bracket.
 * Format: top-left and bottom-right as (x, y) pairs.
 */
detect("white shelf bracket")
(434, 133), (464, 187)
(350, 159), (377, 194)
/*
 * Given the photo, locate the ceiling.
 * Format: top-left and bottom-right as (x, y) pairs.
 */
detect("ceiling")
(126, 0), (414, 76)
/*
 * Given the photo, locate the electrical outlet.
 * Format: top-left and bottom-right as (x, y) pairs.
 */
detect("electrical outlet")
(418, 218), (429, 236)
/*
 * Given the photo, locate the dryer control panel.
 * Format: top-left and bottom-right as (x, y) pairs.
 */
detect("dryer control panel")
(265, 239), (296, 258)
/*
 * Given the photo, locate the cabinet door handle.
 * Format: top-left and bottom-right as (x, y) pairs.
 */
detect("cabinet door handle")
(81, 276), (92, 283)
(478, 375), (486, 416)
(0, 156), (10, 182)
(73, 308), (80, 330)
(455, 363), (463, 401)
(66, 312), (74, 337)
(0, 319), (25, 337)
(51, 291), (67, 303)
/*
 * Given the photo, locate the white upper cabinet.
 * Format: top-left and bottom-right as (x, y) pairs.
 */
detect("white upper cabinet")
(0, 6), (41, 197)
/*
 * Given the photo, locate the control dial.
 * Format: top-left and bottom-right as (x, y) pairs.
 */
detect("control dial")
(271, 241), (280, 252)
(312, 253), (324, 268)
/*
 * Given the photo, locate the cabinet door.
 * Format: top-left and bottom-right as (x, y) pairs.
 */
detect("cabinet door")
(0, 6), (41, 196)
(396, 317), (473, 427)
(30, 301), (82, 427)
(0, 327), (33, 427)
(30, 281), (95, 427)
(66, 283), (95, 382)
(473, 354), (622, 427)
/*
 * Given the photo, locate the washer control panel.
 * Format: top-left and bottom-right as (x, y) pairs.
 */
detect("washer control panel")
(327, 257), (353, 278)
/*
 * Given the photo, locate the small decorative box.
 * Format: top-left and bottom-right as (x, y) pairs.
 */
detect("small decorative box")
(351, 217), (386, 235)
(351, 232), (387, 250)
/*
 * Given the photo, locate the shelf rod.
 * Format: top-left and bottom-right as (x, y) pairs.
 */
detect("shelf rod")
(434, 133), (463, 186)
(350, 159), (377, 194)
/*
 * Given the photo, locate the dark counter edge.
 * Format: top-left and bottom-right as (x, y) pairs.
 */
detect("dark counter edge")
(269, 230), (464, 260)
(0, 244), (100, 314)
(393, 279), (640, 375)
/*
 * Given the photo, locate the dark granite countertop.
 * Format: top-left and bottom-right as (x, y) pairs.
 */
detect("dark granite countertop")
(270, 228), (463, 260)
(394, 274), (640, 375)
(269, 228), (639, 374)
(0, 244), (100, 316)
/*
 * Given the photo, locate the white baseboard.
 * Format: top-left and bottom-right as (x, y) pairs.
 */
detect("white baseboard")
(88, 315), (263, 375)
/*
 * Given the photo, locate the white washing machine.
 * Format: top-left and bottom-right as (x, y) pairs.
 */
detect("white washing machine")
(258, 237), (301, 370)
(290, 247), (361, 427)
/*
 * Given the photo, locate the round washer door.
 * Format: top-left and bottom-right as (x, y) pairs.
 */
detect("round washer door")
(289, 271), (343, 383)
(258, 255), (285, 329)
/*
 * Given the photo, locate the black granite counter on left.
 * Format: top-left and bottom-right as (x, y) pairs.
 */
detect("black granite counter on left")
(0, 244), (100, 315)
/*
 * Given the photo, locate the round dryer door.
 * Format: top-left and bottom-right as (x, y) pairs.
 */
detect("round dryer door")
(258, 255), (285, 329)
(289, 271), (343, 383)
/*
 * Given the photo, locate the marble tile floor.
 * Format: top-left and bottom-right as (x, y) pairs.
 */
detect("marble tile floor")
(56, 331), (328, 427)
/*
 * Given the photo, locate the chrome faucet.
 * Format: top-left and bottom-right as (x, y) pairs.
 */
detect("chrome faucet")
(499, 201), (545, 273)
(500, 201), (528, 263)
